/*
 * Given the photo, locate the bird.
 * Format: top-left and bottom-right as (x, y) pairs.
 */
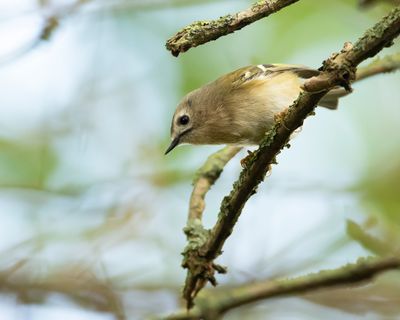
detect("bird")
(165, 64), (345, 154)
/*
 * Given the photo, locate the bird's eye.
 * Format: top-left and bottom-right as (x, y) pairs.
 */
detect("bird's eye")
(179, 115), (190, 125)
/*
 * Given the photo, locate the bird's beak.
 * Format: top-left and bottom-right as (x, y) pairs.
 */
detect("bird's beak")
(165, 136), (180, 155)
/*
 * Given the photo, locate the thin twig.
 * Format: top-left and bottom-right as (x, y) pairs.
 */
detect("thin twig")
(166, 0), (300, 57)
(0, 262), (125, 319)
(188, 146), (242, 222)
(358, 0), (400, 8)
(0, 0), (89, 66)
(356, 52), (400, 81)
(168, 256), (400, 319)
(181, 7), (400, 308)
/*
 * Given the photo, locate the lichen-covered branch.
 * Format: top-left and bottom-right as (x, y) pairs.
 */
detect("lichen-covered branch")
(166, 0), (300, 57)
(315, 52), (400, 98)
(168, 256), (400, 319)
(182, 146), (241, 306)
(181, 6), (400, 308)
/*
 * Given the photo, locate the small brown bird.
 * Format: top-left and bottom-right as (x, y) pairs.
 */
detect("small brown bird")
(165, 64), (344, 154)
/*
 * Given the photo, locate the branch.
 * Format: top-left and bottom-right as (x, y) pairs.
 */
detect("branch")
(0, 260), (124, 319)
(181, 6), (400, 308)
(166, 0), (300, 57)
(356, 52), (400, 81)
(346, 220), (396, 256)
(182, 146), (241, 304)
(358, 0), (400, 8)
(0, 0), (89, 66)
(314, 52), (400, 98)
(188, 146), (242, 222)
(168, 256), (400, 319)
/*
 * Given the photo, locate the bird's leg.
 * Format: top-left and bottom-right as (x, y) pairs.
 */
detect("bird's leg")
(240, 150), (255, 168)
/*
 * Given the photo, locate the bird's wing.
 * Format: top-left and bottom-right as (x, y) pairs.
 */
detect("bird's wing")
(231, 64), (320, 88)
(231, 64), (343, 109)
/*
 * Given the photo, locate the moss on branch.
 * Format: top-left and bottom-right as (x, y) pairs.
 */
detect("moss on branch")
(182, 146), (241, 308)
(166, 0), (300, 56)
(168, 256), (400, 319)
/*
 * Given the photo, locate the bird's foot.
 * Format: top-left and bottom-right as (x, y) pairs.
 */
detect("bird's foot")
(240, 150), (255, 168)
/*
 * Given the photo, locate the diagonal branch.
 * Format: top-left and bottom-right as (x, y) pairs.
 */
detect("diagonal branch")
(181, 6), (400, 308)
(166, 0), (300, 57)
(168, 256), (400, 319)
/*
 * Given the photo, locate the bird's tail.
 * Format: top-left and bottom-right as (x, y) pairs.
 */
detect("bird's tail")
(318, 88), (349, 110)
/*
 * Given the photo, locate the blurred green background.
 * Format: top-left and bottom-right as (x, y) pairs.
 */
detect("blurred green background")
(0, 0), (399, 319)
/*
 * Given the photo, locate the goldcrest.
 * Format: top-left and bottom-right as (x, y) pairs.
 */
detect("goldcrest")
(166, 64), (344, 154)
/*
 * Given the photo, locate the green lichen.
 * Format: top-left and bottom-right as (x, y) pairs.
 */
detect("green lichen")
(165, 0), (279, 56)
(183, 219), (210, 252)
(351, 6), (400, 62)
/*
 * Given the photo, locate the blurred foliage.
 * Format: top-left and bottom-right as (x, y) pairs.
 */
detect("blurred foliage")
(138, 139), (194, 185)
(347, 219), (396, 256)
(0, 259), (125, 319)
(0, 138), (56, 189)
(305, 270), (400, 317)
(347, 160), (400, 256)
(358, 161), (400, 224)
